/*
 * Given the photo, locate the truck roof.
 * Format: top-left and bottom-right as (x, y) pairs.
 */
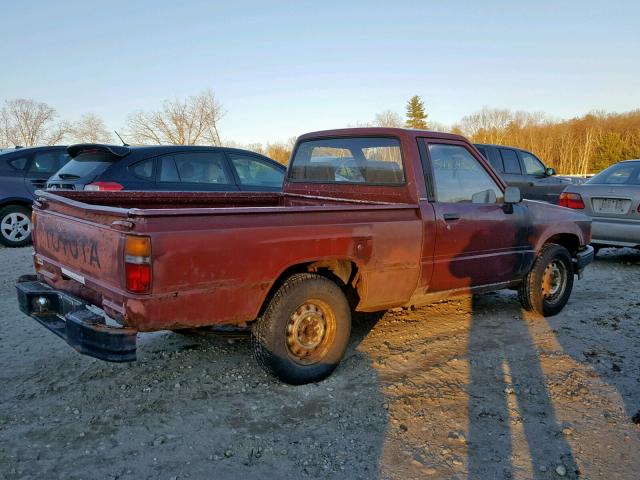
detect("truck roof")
(297, 127), (467, 142)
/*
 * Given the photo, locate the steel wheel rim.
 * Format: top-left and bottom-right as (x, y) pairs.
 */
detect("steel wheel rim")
(286, 299), (336, 365)
(1, 212), (31, 242)
(542, 259), (567, 304)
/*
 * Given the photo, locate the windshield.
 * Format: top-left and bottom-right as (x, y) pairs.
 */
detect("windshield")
(586, 161), (640, 185)
(53, 151), (118, 179)
(289, 137), (404, 185)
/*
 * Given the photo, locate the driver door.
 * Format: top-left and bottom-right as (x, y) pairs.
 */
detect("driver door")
(421, 139), (533, 293)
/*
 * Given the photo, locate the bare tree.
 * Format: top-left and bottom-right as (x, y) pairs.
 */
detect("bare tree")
(70, 113), (113, 143)
(126, 89), (224, 145)
(373, 110), (403, 127)
(0, 98), (70, 146)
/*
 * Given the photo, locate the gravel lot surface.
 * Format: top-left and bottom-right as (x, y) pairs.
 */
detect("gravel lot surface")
(1, 245), (639, 479)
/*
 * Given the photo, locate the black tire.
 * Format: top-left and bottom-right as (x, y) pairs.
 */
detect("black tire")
(518, 243), (574, 317)
(251, 273), (351, 385)
(0, 205), (32, 247)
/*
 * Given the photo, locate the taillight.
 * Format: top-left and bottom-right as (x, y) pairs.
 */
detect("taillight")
(125, 236), (151, 293)
(559, 192), (585, 209)
(84, 182), (124, 191)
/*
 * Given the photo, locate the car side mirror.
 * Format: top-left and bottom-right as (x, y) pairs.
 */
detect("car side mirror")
(545, 167), (556, 176)
(503, 186), (521, 213)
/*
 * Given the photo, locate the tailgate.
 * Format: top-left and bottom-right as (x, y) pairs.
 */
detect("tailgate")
(33, 208), (124, 290)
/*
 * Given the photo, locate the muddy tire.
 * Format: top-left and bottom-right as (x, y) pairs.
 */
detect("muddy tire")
(0, 205), (32, 247)
(251, 273), (351, 385)
(518, 243), (574, 317)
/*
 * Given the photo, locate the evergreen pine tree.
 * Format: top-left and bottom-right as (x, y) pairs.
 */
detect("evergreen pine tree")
(405, 95), (428, 129)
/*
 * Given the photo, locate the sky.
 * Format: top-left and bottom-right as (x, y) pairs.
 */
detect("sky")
(2, 0), (639, 145)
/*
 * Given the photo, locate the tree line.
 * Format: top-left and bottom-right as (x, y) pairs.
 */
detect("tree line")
(1, 91), (638, 173)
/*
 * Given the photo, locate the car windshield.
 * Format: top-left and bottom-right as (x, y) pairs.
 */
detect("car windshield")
(53, 151), (118, 179)
(586, 161), (640, 185)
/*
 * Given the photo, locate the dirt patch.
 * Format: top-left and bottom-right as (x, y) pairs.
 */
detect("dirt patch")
(0, 246), (639, 479)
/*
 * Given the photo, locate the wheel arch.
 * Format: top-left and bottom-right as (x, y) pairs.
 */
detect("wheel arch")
(541, 233), (581, 255)
(0, 198), (33, 211)
(256, 258), (364, 318)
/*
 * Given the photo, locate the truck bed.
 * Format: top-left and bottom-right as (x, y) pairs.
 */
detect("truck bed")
(31, 190), (424, 332)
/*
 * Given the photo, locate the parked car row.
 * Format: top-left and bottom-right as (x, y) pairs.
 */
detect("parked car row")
(0, 145), (285, 247)
(1, 137), (638, 253)
(474, 143), (639, 252)
(560, 160), (640, 253)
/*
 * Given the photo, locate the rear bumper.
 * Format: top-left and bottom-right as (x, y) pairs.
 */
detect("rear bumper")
(591, 217), (640, 247)
(574, 245), (594, 274)
(15, 276), (137, 362)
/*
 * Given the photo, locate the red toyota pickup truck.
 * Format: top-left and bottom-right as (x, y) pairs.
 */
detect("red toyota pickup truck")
(16, 128), (594, 384)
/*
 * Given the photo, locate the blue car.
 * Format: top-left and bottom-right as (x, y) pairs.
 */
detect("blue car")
(0, 146), (70, 247)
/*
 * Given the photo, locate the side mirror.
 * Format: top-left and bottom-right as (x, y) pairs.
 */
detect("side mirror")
(503, 186), (521, 213)
(545, 167), (556, 176)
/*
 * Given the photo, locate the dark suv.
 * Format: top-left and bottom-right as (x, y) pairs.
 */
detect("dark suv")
(47, 144), (285, 193)
(0, 146), (70, 247)
(474, 144), (573, 204)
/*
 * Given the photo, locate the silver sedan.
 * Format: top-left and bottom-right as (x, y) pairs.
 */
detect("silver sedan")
(560, 160), (640, 253)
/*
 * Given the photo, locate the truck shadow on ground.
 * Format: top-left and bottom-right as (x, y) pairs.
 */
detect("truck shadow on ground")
(546, 247), (640, 422)
(466, 294), (579, 479)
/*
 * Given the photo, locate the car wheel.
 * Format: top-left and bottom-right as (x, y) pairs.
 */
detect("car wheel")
(518, 243), (574, 317)
(251, 273), (351, 385)
(0, 205), (32, 247)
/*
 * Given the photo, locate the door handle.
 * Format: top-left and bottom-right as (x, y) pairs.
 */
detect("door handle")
(443, 213), (460, 221)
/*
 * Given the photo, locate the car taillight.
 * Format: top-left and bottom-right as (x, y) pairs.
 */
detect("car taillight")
(125, 236), (151, 293)
(559, 192), (585, 209)
(84, 182), (124, 191)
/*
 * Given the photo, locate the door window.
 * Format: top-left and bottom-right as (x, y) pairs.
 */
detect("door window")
(499, 149), (522, 174)
(8, 157), (28, 170)
(159, 156), (180, 182)
(130, 158), (154, 180)
(429, 144), (503, 203)
(229, 154), (284, 187)
(164, 152), (231, 184)
(521, 152), (546, 175)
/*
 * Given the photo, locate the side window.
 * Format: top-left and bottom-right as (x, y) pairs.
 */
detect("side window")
(428, 144), (503, 204)
(521, 152), (545, 175)
(29, 151), (64, 174)
(172, 152), (230, 184)
(229, 154), (284, 187)
(130, 158), (154, 180)
(8, 157), (28, 171)
(159, 155), (180, 182)
(499, 149), (522, 174)
(481, 147), (504, 172)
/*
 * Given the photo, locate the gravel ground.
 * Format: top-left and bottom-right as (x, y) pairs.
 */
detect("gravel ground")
(0, 245), (639, 480)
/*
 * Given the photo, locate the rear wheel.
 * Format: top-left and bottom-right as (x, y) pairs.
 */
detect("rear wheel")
(0, 205), (32, 247)
(518, 243), (574, 316)
(251, 273), (351, 384)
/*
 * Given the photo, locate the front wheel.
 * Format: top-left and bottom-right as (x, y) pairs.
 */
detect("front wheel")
(251, 273), (351, 384)
(0, 205), (32, 247)
(518, 243), (574, 317)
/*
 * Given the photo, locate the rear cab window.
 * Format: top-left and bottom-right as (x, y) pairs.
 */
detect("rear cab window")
(289, 137), (405, 185)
